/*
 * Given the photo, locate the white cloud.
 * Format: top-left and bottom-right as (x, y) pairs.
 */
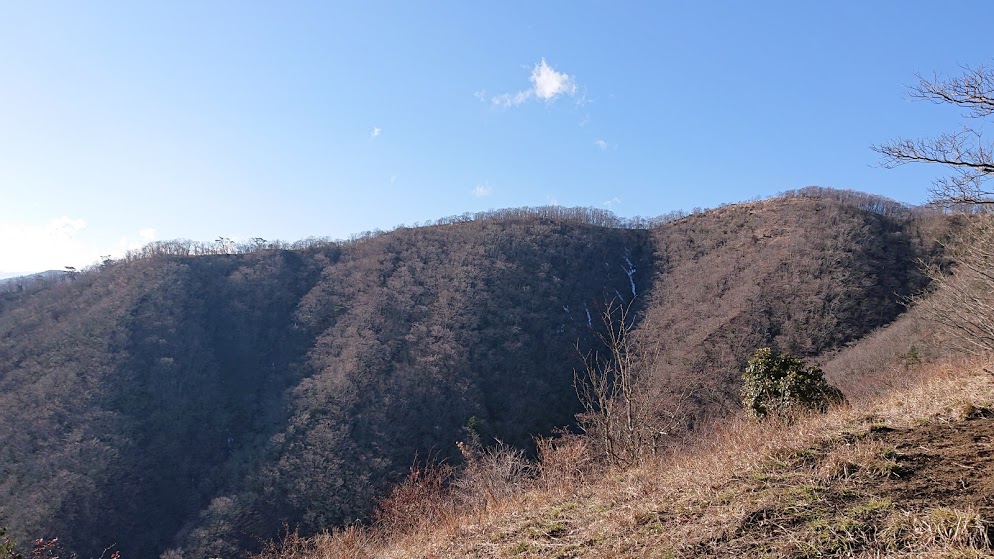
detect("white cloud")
(487, 58), (579, 108)
(472, 183), (492, 197)
(0, 217), (96, 275)
(603, 197), (621, 209)
(115, 227), (158, 255)
(0, 218), (162, 277)
(531, 58), (576, 100)
(594, 139), (608, 151)
(370, 127), (382, 138)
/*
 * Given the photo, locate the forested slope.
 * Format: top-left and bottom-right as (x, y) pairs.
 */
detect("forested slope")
(640, 192), (940, 425)
(0, 214), (650, 558)
(0, 191), (945, 558)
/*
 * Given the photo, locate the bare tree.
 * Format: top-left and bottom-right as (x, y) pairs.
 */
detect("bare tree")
(874, 64), (994, 208)
(573, 298), (670, 466)
(913, 217), (994, 356)
(875, 64), (994, 356)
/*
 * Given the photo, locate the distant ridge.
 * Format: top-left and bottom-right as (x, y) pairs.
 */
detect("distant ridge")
(0, 269), (68, 291)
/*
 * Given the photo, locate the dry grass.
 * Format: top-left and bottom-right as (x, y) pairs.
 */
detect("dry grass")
(885, 507), (992, 551)
(258, 525), (377, 559)
(256, 352), (994, 559)
(817, 439), (904, 482)
(534, 434), (594, 496)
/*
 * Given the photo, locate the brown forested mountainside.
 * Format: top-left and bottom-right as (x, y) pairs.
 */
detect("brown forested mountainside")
(0, 250), (324, 558)
(640, 194), (940, 425)
(0, 215), (650, 559)
(0, 193), (944, 558)
(239, 218), (652, 558)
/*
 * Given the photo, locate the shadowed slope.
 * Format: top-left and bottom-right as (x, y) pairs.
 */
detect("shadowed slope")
(0, 215), (650, 558)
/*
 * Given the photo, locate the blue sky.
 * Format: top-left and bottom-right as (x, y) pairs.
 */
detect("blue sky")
(1, 1), (991, 276)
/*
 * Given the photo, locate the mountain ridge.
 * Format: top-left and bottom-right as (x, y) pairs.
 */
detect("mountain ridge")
(0, 189), (946, 558)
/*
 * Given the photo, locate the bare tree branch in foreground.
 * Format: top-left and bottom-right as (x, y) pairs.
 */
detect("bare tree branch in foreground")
(874, 64), (994, 209)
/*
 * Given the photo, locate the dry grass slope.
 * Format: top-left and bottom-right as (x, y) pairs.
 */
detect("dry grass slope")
(259, 348), (994, 558)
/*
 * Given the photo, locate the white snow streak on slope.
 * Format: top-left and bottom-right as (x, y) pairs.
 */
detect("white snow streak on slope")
(623, 256), (636, 297)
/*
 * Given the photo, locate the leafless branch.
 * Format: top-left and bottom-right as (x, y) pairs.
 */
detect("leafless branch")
(874, 63), (994, 208)
(572, 298), (673, 466)
(911, 65), (994, 118)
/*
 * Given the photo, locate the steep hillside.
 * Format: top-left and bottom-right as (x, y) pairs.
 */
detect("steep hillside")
(0, 249), (324, 557)
(0, 192), (944, 558)
(224, 218), (653, 558)
(0, 215), (650, 558)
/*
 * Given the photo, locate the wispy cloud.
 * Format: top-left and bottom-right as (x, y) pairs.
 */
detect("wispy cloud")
(594, 139), (609, 151)
(491, 90), (533, 109)
(603, 197), (621, 209)
(487, 58), (579, 108)
(472, 183), (492, 197)
(370, 127), (382, 138)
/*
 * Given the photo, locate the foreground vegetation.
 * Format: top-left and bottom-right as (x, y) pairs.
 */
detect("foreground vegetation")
(258, 316), (994, 557)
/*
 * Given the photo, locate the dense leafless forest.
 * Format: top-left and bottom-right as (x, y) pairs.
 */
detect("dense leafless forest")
(0, 188), (950, 558)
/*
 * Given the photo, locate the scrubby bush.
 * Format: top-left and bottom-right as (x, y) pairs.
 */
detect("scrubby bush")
(372, 458), (454, 534)
(741, 348), (845, 419)
(452, 439), (532, 508)
(534, 433), (593, 494)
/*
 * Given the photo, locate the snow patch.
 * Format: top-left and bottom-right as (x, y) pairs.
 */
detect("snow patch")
(623, 256), (637, 297)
